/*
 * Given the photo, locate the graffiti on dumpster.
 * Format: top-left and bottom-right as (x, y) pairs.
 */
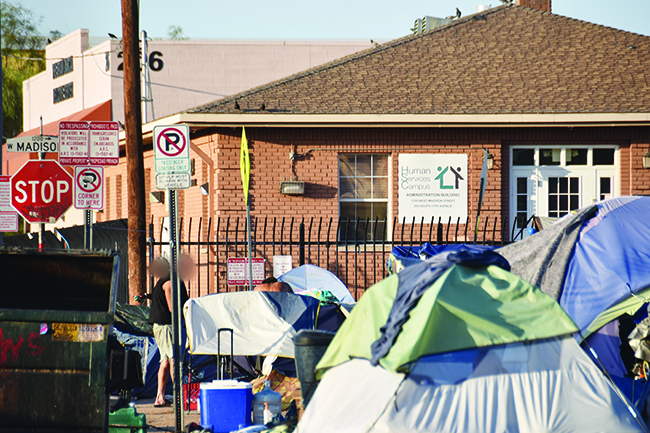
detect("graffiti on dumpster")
(0, 328), (45, 366)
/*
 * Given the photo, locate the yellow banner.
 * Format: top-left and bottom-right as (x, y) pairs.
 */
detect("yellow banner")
(240, 126), (250, 205)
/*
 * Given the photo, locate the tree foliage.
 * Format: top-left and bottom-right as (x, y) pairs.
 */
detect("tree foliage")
(167, 25), (188, 41)
(1, 1), (50, 138)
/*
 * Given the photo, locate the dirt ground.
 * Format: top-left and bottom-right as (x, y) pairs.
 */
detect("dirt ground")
(130, 398), (202, 432)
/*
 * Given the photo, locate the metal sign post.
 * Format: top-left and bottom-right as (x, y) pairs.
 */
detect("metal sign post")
(168, 189), (183, 430)
(153, 124), (191, 431)
(39, 117), (45, 251)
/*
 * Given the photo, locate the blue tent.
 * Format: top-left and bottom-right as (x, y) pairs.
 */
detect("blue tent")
(499, 196), (650, 409)
(500, 196), (650, 337)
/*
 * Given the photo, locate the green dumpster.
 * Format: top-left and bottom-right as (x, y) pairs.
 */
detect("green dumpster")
(0, 249), (120, 433)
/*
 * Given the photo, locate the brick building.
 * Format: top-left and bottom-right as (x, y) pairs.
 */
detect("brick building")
(102, 2), (650, 298)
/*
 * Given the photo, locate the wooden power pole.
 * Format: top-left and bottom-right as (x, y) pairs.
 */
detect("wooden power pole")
(121, 0), (146, 303)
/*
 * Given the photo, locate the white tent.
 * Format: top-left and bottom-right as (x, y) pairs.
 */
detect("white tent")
(297, 337), (647, 433)
(278, 264), (355, 304)
(184, 291), (318, 357)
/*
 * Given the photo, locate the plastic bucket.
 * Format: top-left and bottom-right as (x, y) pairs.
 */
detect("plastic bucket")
(199, 380), (253, 433)
(293, 329), (335, 407)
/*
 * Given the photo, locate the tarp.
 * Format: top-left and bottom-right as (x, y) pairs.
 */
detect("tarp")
(184, 291), (319, 357)
(317, 252), (577, 375)
(386, 243), (496, 275)
(298, 338), (647, 433)
(277, 264), (355, 303)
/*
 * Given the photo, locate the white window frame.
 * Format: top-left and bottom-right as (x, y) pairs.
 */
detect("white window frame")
(338, 154), (390, 242)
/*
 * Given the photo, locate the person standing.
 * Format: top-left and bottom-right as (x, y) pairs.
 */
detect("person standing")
(148, 255), (193, 407)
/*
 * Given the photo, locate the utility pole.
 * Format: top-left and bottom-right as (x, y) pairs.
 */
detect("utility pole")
(121, 0), (146, 303)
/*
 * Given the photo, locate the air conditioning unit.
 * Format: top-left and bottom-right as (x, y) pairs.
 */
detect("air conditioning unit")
(412, 16), (453, 34)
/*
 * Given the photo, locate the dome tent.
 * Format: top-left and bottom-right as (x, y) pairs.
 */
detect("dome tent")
(296, 250), (647, 433)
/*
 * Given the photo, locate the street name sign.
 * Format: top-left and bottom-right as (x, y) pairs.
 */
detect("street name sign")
(74, 166), (104, 210)
(6, 135), (58, 153)
(154, 124), (191, 190)
(11, 160), (73, 223)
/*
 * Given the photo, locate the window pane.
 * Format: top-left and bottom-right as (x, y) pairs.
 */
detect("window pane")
(559, 177), (568, 194)
(549, 211), (558, 218)
(356, 177), (371, 199)
(372, 202), (388, 222)
(373, 155), (389, 176)
(570, 177), (579, 193)
(373, 177), (388, 199)
(340, 202), (355, 221)
(570, 195), (579, 210)
(549, 177), (558, 194)
(566, 149), (588, 165)
(356, 155), (371, 177)
(339, 154), (355, 177)
(549, 196), (558, 211)
(339, 203), (356, 241)
(356, 202), (372, 221)
(516, 213), (528, 228)
(517, 178), (527, 194)
(600, 177), (611, 194)
(593, 148), (615, 165)
(517, 195), (527, 212)
(539, 149), (561, 166)
(340, 177), (356, 199)
(559, 195), (568, 211)
(513, 149), (535, 166)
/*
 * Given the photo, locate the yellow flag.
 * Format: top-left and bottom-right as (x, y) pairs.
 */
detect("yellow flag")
(240, 127), (250, 205)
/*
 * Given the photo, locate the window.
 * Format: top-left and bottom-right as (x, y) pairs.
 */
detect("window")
(516, 178), (528, 228)
(548, 177), (580, 218)
(339, 154), (388, 241)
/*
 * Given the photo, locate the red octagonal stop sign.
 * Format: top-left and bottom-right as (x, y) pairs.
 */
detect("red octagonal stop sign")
(11, 160), (73, 223)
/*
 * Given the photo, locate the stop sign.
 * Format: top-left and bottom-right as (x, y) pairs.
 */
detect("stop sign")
(11, 160), (73, 223)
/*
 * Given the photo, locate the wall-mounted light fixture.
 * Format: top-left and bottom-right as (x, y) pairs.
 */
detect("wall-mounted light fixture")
(200, 182), (210, 195)
(149, 191), (165, 203)
(279, 180), (305, 195)
(487, 152), (494, 170)
(643, 151), (650, 169)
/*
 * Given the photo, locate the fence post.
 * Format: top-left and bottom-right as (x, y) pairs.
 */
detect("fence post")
(299, 222), (305, 266)
(148, 221), (154, 294)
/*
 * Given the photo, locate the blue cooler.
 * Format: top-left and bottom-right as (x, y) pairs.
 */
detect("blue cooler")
(200, 380), (253, 433)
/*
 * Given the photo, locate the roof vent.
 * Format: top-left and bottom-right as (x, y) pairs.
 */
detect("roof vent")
(411, 16), (453, 34)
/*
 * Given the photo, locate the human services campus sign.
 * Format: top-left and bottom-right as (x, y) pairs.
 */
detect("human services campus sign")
(398, 154), (468, 222)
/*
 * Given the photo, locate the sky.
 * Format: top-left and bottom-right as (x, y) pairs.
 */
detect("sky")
(16, 0), (650, 41)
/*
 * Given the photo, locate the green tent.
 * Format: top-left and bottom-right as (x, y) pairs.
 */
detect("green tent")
(317, 260), (578, 376)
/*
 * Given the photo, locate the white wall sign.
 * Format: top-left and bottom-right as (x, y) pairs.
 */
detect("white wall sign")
(273, 255), (293, 278)
(398, 154), (468, 222)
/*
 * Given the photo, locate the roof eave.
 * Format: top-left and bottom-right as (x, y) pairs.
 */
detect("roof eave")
(122, 112), (650, 142)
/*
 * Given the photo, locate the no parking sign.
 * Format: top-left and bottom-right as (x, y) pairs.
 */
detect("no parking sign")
(153, 124), (191, 190)
(74, 166), (104, 210)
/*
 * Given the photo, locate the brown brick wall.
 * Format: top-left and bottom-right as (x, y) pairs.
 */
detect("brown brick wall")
(104, 126), (650, 299)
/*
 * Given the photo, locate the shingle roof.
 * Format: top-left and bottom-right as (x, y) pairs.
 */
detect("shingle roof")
(187, 5), (650, 115)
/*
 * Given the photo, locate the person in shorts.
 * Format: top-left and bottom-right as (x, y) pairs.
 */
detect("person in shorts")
(148, 256), (193, 407)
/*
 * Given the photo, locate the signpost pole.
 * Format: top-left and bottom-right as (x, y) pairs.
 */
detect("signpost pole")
(38, 116), (45, 252)
(246, 200), (253, 289)
(84, 210), (92, 250)
(168, 188), (183, 430)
